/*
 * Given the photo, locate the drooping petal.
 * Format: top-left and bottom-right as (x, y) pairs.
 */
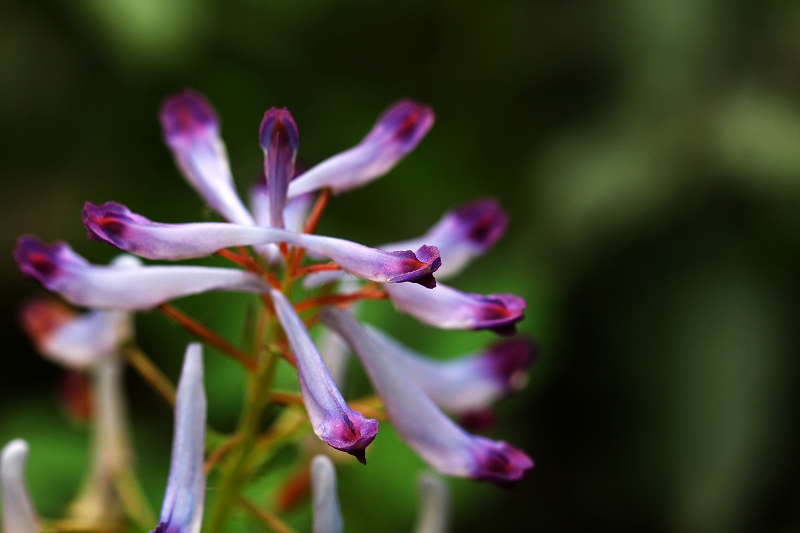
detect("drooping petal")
(384, 282), (526, 335)
(153, 343), (206, 533)
(259, 108), (299, 228)
(1, 440), (41, 533)
(20, 298), (132, 369)
(381, 198), (509, 280)
(14, 236), (269, 310)
(320, 308), (533, 484)
(412, 473), (450, 533)
(83, 203), (442, 287)
(288, 100), (434, 198)
(363, 326), (537, 414)
(271, 289), (378, 463)
(160, 90), (255, 226)
(311, 455), (344, 533)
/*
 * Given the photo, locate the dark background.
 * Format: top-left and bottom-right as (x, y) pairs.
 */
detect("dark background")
(1, 0), (800, 531)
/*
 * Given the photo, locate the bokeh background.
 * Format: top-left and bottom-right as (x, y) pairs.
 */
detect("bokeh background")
(2, 0), (800, 531)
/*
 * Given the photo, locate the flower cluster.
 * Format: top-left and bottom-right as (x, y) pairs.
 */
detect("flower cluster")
(5, 90), (535, 532)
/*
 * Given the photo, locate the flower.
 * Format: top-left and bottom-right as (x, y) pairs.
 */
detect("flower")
(0, 439), (40, 533)
(311, 455), (344, 533)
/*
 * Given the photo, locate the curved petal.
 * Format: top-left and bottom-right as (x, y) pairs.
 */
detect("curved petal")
(364, 326), (537, 414)
(153, 343), (206, 533)
(1, 440), (41, 533)
(14, 236), (270, 310)
(384, 282), (525, 335)
(259, 108), (299, 228)
(288, 100), (434, 197)
(160, 90), (255, 226)
(271, 289), (378, 463)
(412, 473), (450, 533)
(311, 455), (344, 533)
(83, 203), (441, 287)
(381, 198), (509, 280)
(320, 308), (533, 484)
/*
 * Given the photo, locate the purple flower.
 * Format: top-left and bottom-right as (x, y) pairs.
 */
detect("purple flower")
(311, 455), (344, 533)
(82, 201), (441, 287)
(1, 440), (40, 533)
(271, 289), (378, 463)
(288, 100), (434, 197)
(14, 236), (270, 310)
(152, 343), (207, 533)
(259, 108), (299, 229)
(384, 281), (526, 336)
(360, 325), (537, 414)
(160, 90), (255, 226)
(320, 307), (533, 484)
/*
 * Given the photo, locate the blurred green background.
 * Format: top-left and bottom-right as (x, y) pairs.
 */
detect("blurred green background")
(2, 0), (800, 531)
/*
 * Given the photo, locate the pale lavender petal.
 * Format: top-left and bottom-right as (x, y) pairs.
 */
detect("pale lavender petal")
(384, 282), (526, 335)
(320, 308), (533, 484)
(14, 236), (270, 310)
(311, 455), (344, 533)
(381, 198), (509, 280)
(260, 108), (299, 228)
(83, 203), (442, 286)
(1, 440), (41, 533)
(270, 289), (378, 463)
(364, 326), (536, 414)
(251, 182), (315, 234)
(154, 343), (206, 533)
(160, 90), (255, 226)
(42, 309), (131, 369)
(412, 473), (450, 533)
(288, 100), (434, 197)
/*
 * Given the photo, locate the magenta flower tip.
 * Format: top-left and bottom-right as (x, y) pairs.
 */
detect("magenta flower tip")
(159, 90), (218, 145)
(453, 198), (509, 252)
(370, 99), (435, 152)
(259, 108), (299, 154)
(82, 201), (142, 252)
(387, 245), (441, 288)
(475, 294), (526, 336)
(469, 437), (533, 485)
(482, 337), (538, 391)
(323, 415), (379, 464)
(14, 236), (85, 290)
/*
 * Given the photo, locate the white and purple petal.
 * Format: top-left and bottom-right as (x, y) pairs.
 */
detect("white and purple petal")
(271, 289), (378, 463)
(288, 100), (434, 197)
(14, 236), (270, 310)
(364, 326), (536, 414)
(1, 440), (41, 533)
(160, 90), (255, 226)
(311, 455), (344, 533)
(320, 308), (533, 484)
(384, 282), (525, 335)
(82, 203), (441, 287)
(152, 343), (206, 533)
(259, 108), (299, 228)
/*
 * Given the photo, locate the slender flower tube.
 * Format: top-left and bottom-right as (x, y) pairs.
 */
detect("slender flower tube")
(20, 298), (132, 369)
(304, 198), (508, 288)
(160, 90), (255, 226)
(288, 100), (434, 198)
(14, 236), (270, 310)
(251, 182), (315, 234)
(259, 108), (299, 228)
(384, 282), (525, 336)
(82, 202), (441, 287)
(412, 473), (450, 533)
(311, 455), (344, 533)
(152, 343), (207, 533)
(1, 440), (41, 533)
(363, 326), (536, 414)
(320, 308), (533, 484)
(271, 289), (378, 463)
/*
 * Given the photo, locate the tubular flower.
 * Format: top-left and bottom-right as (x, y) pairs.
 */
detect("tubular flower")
(412, 473), (450, 533)
(152, 343), (207, 533)
(1, 440), (41, 533)
(359, 325), (537, 414)
(14, 236), (270, 310)
(259, 108), (299, 229)
(82, 201), (441, 287)
(271, 289), (378, 463)
(160, 90), (255, 226)
(320, 308), (533, 484)
(288, 99), (434, 198)
(311, 455), (344, 533)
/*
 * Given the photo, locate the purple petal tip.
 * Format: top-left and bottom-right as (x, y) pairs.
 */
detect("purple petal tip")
(470, 437), (534, 485)
(475, 294), (526, 335)
(373, 99), (435, 152)
(82, 201), (138, 250)
(483, 337), (538, 388)
(454, 198), (509, 250)
(14, 236), (82, 289)
(159, 89), (218, 144)
(388, 245), (441, 287)
(259, 108), (299, 153)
